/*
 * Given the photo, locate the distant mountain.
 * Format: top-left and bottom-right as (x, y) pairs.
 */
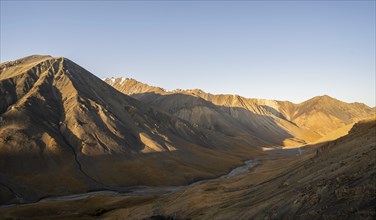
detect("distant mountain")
(105, 78), (375, 144)
(284, 95), (374, 135)
(0, 56), (263, 204)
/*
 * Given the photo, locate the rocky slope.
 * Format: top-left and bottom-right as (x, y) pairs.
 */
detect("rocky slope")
(284, 95), (374, 136)
(2, 119), (374, 219)
(145, 118), (376, 220)
(105, 78), (374, 145)
(0, 56), (264, 205)
(0, 55), (373, 210)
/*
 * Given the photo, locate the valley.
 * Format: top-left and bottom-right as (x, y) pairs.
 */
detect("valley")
(1, 118), (374, 219)
(0, 55), (375, 219)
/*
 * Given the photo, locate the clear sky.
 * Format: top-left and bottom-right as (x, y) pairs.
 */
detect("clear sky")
(1, 1), (375, 106)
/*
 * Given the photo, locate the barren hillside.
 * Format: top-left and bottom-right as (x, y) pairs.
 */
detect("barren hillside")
(0, 56), (264, 205)
(106, 78), (374, 145)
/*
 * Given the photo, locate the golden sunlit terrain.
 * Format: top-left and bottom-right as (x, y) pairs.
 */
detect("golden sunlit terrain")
(0, 55), (375, 219)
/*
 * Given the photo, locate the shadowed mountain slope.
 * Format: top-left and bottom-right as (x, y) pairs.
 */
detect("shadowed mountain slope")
(105, 78), (374, 144)
(92, 118), (375, 220)
(0, 55), (265, 204)
(2, 119), (374, 219)
(146, 118), (376, 220)
(0, 56), (373, 208)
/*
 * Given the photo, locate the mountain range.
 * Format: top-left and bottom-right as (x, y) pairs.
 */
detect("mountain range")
(105, 77), (374, 145)
(0, 55), (374, 212)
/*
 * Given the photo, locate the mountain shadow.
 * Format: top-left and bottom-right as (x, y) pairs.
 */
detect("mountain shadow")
(0, 55), (266, 204)
(129, 92), (302, 146)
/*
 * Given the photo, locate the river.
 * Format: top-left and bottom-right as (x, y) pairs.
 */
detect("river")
(0, 159), (260, 207)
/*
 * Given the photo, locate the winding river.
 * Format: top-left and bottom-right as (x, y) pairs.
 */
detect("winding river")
(0, 159), (260, 207)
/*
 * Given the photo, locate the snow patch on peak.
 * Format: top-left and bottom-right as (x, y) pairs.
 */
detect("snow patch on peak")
(102, 77), (113, 82)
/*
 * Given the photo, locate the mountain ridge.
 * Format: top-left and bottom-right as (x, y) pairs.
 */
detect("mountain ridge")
(0, 55), (265, 204)
(1, 55), (374, 206)
(103, 77), (372, 107)
(105, 77), (374, 143)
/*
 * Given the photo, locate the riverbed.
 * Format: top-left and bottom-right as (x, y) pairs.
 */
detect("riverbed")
(0, 159), (260, 207)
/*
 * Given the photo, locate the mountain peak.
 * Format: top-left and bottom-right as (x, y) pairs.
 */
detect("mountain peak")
(316, 94), (335, 100)
(321, 94), (336, 99)
(103, 77), (134, 85)
(104, 77), (166, 94)
(1, 54), (52, 68)
(175, 88), (207, 94)
(15, 54), (53, 61)
(303, 94), (341, 105)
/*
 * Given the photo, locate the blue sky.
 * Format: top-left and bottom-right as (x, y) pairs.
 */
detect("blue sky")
(1, 1), (375, 106)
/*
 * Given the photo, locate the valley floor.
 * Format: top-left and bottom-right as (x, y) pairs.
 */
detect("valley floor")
(0, 147), (302, 219)
(1, 120), (375, 220)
